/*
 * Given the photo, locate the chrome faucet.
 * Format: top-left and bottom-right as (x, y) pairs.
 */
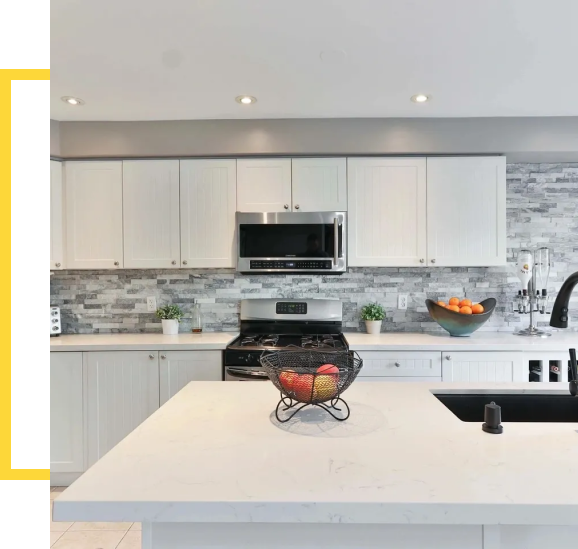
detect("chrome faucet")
(549, 270), (578, 395)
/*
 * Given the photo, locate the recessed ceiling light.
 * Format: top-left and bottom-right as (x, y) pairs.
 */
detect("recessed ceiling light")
(411, 94), (429, 103)
(235, 95), (257, 105)
(61, 96), (85, 106)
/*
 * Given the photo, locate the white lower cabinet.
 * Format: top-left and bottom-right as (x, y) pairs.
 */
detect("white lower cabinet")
(50, 352), (85, 473)
(86, 351), (160, 467)
(159, 351), (222, 405)
(441, 352), (525, 382)
(357, 352), (442, 379)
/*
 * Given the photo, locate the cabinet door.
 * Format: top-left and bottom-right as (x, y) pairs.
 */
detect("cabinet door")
(357, 351), (442, 378)
(291, 158), (347, 212)
(237, 159), (291, 212)
(123, 160), (180, 268)
(180, 160), (237, 268)
(65, 161), (124, 269)
(50, 352), (84, 473)
(427, 157), (506, 266)
(159, 351), (222, 405)
(50, 160), (65, 270)
(86, 351), (160, 466)
(442, 352), (524, 382)
(347, 158), (427, 266)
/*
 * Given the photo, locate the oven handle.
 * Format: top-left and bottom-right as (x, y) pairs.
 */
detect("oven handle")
(334, 217), (339, 265)
(226, 367), (270, 380)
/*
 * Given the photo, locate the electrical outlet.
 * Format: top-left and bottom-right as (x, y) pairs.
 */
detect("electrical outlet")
(398, 295), (408, 310)
(146, 296), (157, 312)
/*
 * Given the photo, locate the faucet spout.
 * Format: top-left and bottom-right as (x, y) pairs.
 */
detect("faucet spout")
(549, 270), (578, 328)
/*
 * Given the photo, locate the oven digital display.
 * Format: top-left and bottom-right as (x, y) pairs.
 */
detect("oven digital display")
(276, 302), (307, 314)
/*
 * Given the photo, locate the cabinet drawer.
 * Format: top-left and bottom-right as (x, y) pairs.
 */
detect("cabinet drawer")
(356, 376), (442, 383)
(357, 352), (442, 377)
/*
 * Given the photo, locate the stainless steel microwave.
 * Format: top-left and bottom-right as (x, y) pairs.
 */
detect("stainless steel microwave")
(236, 212), (347, 274)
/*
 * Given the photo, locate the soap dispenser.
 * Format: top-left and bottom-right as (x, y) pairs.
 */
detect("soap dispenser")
(191, 299), (203, 334)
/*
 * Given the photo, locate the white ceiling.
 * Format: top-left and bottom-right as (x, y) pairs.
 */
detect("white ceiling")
(51, 0), (578, 121)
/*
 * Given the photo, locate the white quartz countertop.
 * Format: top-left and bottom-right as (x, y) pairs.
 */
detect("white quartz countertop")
(54, 381), (578, 526)
(344, 331), (578, 351)
(49, 333), (238, 351)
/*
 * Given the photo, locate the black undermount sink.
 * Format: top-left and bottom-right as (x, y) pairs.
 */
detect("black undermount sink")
(434, 393), (578, 423)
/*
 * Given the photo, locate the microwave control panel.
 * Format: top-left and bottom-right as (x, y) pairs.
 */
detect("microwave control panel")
(249, 260), (332, 270)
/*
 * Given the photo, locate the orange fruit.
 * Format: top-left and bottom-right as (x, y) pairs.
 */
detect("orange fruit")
(437, 301), (447, 308)
(459, 299), (472, 308)
(459, 306), (473, 315)
(448, 297), (460, 306)
(471, 303), (484, 314)
(447, 305), (460, 313)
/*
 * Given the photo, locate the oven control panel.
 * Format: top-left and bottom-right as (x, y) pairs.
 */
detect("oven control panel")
(276, 302), (307, 315)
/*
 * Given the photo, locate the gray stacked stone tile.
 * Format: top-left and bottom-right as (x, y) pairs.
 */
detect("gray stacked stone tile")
(50, 163), (578, 334)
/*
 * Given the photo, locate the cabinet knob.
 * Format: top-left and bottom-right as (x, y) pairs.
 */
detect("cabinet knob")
(284, 204), (289, 209)
(55, 262), (61, 268)
(161, 354), (166, 359)
(182, 260), (188, 265)
(394, 362), (401, 367)
(419, 259), (424, 264)
(445, 355), (451, 361)
(295, 204), (300, 210)
(431, 259), (436, 264)
(149, 354), (155, 359)
(171, 260), (176, 265)
(114, 261), (119, 266)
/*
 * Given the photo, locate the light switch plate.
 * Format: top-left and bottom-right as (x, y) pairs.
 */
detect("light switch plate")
(398, 295), (408, 310)
(147, 296), (157, 312)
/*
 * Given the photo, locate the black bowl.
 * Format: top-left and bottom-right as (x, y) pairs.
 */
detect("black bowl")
(425, 298), (496, 337)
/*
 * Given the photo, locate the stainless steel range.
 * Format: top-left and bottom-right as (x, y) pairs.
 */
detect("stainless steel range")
(224, 299), (347, 381)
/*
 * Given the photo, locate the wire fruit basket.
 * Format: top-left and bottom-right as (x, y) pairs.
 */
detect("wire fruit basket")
(260, 349), (363, 422)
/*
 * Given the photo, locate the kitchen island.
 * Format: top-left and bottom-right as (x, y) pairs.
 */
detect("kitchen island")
(53, 381), (578, 549)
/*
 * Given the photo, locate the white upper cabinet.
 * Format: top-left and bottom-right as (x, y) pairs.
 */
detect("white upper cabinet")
(347, 157), (427, 267)
(123, 160), (181, 268)
(65, 161), (124, 269)
(291, 158), (347, 212)
(180, 159), (237, 268)
(50, 160), (65, 270)
(237, 159), (292, 212)
(427, 157), (506, 266)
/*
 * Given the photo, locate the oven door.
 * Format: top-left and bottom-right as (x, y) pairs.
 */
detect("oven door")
(236, 211), (346, 273)
(224, 366), (270, 381)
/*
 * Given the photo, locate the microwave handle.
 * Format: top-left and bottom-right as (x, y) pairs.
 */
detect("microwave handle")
(334, 217), (339, 265)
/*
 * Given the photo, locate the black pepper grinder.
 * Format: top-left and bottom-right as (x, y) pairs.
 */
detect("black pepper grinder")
(569, 349), (577, 397)
(482, 402), (503, 434)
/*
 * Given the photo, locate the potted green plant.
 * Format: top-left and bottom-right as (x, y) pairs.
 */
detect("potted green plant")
(156, 304), (184, 335)
(360, 302), (386, 334)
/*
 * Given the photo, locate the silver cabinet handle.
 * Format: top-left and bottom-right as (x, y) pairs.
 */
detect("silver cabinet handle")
(182, 260), (188, 265)
(55, 262), (61, 268)
(149, 354), (155, 359)
(295, 204), (300, 210)
(161, 354), (166, 359)
(419, 259), (424, 264)
(114, 261), (119, 266)
(284, 204), (289, 209)
(431, 259), (436, 264)
(171, 260), (176, 265)
(394, 362), (401, 367)
(445, 355), (451, 361)
(333, 217), (339, 266)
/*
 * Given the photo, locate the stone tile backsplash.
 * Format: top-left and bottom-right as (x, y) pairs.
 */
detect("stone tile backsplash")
(50, 163), (578, 334)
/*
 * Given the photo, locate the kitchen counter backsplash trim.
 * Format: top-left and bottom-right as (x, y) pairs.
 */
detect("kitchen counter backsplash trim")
(50, 162), (578, 334)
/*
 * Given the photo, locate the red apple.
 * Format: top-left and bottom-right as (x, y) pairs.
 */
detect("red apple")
(292, 374), (315, 402)
(317, 363), (339, 380)
(279, 370), (297, 392)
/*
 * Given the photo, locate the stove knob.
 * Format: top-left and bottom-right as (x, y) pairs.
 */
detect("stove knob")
(245, 354), (253, 362)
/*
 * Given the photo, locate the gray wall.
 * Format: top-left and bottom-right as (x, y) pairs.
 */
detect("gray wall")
(50, 119), (61, 157)
(55, 117), (578, 162)
(50, 162), (578, 334)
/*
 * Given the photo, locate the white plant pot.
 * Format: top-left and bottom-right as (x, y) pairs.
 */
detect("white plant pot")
(365, 320), (382, 334)
(161, 319), (179, 335)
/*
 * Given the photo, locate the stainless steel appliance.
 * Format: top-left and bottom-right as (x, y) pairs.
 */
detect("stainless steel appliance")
(50, 306), (62, 336)
(224, 299), (347, 381)
(236, 212), (346, 274)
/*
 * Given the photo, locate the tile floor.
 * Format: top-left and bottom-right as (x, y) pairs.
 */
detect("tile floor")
(50, 487), (142, 548)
